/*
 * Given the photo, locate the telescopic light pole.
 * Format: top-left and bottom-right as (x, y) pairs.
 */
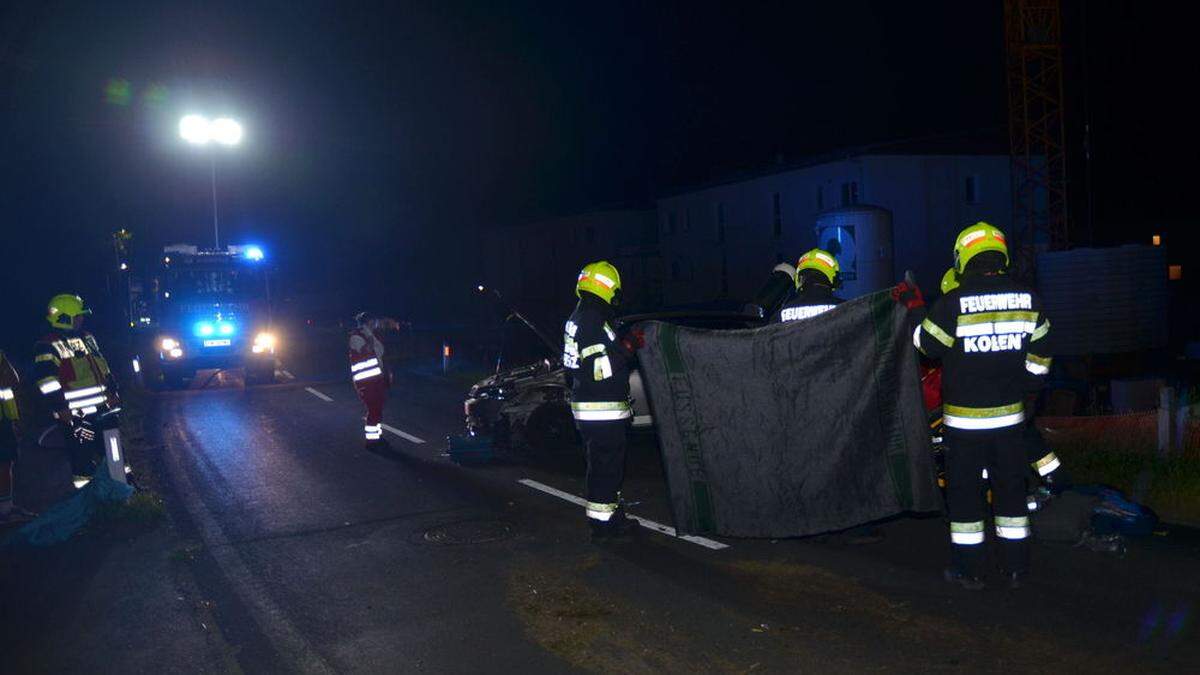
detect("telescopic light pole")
(179, 114), (243, 250)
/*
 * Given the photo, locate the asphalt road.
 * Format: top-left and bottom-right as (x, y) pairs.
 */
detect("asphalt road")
(6, 362), (1200, 672)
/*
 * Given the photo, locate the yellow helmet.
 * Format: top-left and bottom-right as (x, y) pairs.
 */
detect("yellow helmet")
(796, 248), (840, 288)
(47, 293), (91, 330)
(576, 261), (622, 304)
(953, 221), (1008, 273)
(940, 268), (960, 295)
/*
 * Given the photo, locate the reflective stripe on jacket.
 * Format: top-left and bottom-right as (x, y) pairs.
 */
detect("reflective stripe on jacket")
(33, 331), (113, 410)
(349, 327), (385, 383)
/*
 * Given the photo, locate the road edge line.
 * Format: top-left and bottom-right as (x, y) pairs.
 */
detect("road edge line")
(304, 387), (333, 402)
(517, 478), (729, 551)
(381, 423), (426, 444)
(163, 427), (336, 674)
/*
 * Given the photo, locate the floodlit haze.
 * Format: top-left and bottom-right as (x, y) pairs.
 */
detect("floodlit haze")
(0, 1), (1193, 345)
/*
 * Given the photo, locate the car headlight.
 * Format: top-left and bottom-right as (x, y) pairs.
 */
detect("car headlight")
(252, 332), (277, 354)
(160, 338), (179, 351)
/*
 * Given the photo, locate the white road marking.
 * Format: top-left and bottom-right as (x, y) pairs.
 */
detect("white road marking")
(517, 478), (730, 551)
(163, 429), (335, 674)
(305, 387), (333, 402)
(381, 423), (426, 444)
(280, 369), (296, 381)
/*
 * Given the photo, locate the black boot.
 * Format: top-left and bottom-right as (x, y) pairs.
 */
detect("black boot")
(365, 437), (392, 452)
(590, 508), (639, 541)
(943, 567), (986, 591)
(1001, 569), (1027, 590)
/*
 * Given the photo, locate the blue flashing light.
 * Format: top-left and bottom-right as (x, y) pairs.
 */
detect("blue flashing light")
(196, 321), (215, 337)
(218, 322), (236, 336)
(244, 246), (265, 261)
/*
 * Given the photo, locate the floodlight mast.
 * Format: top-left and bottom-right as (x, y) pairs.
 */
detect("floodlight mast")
(178, 115), (243, 249)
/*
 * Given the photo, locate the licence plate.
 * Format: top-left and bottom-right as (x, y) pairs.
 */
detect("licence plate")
(203, 339), (232, 347)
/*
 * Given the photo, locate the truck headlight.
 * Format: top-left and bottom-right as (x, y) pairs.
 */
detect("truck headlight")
(160, 337), (179, 351)
(252, 332), (277, 354)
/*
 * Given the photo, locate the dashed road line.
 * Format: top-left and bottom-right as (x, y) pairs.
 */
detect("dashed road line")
(381, 423), (426, 444)
(517, 478), (730, 551)
(280, 369), (297, 381)
(305, 387), (333, 402)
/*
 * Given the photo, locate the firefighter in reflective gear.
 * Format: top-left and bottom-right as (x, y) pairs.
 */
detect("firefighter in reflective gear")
(564, 261), (638, 538)
(939, 266), (1065, 498)
(771, 249), (843, 323)
(1, 350), (36, 526)
(914, 223), (1052, 589)
(33, 294), (120, 483)
(349, 312), (399, 447)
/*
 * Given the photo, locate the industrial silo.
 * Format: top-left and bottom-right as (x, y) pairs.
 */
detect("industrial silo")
(813, 205), (895, 298)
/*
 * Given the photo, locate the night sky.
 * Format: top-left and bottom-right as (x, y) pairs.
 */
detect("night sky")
(1, 1), (1193, 348)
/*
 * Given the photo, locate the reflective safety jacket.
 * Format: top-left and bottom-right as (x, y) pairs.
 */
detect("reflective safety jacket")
(33, 330), (115, 417)
(1, 350), (20, 452)
(913, 273), (1051, 431)
(563, 293), (633, 422)
(771, 285), (843, 324)
(348, 326), (386, 385)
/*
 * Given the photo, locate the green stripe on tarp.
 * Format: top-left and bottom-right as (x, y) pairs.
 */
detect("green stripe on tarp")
(661, 322), (685, 374)
(657, 322), (717, 533)
(869, 292), (914, 510)
(691, 482), (715, 532)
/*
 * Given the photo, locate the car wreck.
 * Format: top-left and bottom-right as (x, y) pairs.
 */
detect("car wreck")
(463, 264), (797, 452)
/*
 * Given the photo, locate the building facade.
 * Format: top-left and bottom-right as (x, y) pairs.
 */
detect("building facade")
(478, 209), (660, 328)
(656, 153), (1013, 306)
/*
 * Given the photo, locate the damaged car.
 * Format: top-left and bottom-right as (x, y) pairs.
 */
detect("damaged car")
(463, 264), (797, 452)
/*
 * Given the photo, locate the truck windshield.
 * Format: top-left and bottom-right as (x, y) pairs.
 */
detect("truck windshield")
(167, 267), (264, 301)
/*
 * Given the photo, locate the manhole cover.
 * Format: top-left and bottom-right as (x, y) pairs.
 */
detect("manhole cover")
(422, 519), (515, 545)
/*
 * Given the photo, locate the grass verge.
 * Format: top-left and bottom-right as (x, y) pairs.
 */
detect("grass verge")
(1052, 441), (1200, 525)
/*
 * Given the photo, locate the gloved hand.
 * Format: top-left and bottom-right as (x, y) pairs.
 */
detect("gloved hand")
(620, 327), (646, 353)
(891, 280), (924, 310)
(73, 422), (96, 444)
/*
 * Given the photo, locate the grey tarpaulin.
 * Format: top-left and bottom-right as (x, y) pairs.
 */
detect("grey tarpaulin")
(636, 290), (941, 538)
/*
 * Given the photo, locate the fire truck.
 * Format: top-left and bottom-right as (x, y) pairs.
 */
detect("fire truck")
(144, 244), (279, 387)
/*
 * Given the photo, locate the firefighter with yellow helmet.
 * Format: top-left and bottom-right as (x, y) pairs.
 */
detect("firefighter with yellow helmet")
(32, 294), (123, 486)
(939, 266), (1066, 497)
(771, 248), (844, 323)
(1, 349), (36, 526)
(563, 261), (639, 539)
(914, 223), (1052, 590)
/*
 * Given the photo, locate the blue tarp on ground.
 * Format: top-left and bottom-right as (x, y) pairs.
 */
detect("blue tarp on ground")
(3, 471), (133, 548)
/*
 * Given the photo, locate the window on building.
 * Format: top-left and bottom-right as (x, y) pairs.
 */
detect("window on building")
(666, 212), (677, 235)
(815, 185), (824, 211)
(671, 260), (681, 281)
(965, 175), (980, 204)
(840, 181), (859, 206)
(716, 202), (726, 243)
(720, 255), (729, 294)
(585, 226), (595, 244)
(772, 192), (782, 238)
